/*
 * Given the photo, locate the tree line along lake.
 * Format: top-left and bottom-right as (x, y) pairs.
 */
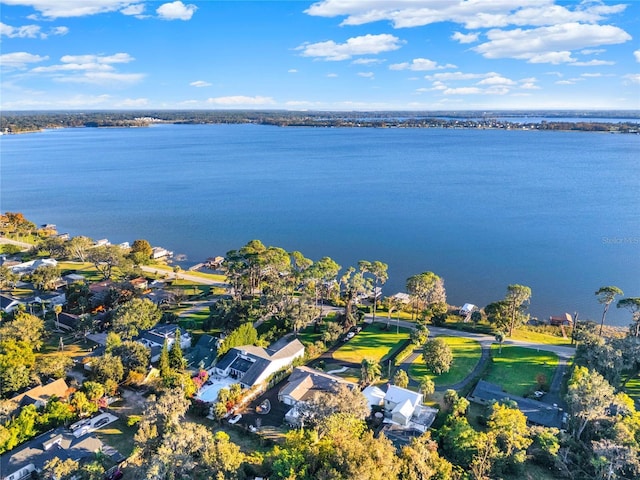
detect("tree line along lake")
(1, 123), (638, 325)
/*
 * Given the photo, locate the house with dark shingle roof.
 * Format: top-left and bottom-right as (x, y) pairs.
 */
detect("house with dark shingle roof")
(186, 334), (217, 372)
(214, 337), (304, 389)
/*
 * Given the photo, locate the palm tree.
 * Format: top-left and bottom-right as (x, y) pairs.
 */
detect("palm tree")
(54, 304), (62, 330)
(595, 286), (623, 336)
(495, 331), (505, 354)
(617, 298), (640, 337)
(360, 358), (381, 386)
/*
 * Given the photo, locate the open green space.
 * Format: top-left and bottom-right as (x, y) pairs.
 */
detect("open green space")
(510, 329), (574, 347)
(625, 375), (640, 407)
(408, 336), (482, 387)
(484, 345), (558, 397)
(332, 322), (410, 364)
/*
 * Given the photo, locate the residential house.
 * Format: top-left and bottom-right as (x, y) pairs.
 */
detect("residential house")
(214, 337), (304, 389)
(10, 258), (58, 276)
(468, 380), (566, 428)
(0, 293), (24, 313)
(128, 277), (149, 291)
(186, 334), (217, 372)
(383, 385), (437, 432)
(9, 379), (70, 413)
(362, 385), (386, 410)
(278, 366), (357, 425)
(151, 247), (173, 259)
(0, 425), (124, 480)
(137, 323), (192, 363)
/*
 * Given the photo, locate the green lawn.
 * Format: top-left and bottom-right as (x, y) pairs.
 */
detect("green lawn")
(484, 345), (558, 397)
(625, 375), (640, 407)
(94, 417), (138, 457)
(332, 322), (410, 364)
(510, 329), (574, 347)
(408, 336), (482, 387)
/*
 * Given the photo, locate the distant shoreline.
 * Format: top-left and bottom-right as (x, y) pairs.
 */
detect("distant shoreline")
(2, 110), (640, 135)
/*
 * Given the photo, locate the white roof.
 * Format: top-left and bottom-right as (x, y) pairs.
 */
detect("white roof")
(362, 385), (386, 406)
(392, 398), (415, 418)
(385, 385), (422, 407)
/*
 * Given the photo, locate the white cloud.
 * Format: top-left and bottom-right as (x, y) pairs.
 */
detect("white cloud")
(555, 80), (576, 85)
(206, 95), (275, 105)
(288, 69), (298, 73)
(519, 82), (540, 90)
(451, 31), (479, 44)
(623, 74), (640, 84)
(358, 71), (374, 78)
(326, 73), (338, 77)
(0, 51), (48, 69)
(60, 53), (133, 64)
(156, 1), (197, 21)
(190, 80), (211, 87)
(443, 87), (482, 95)
(296, 34), (403, 61)
(304, 1), (628, 30)
(51, 26), (69, 36)
(1, 22), (40, 38)
(352, 58), (384, 65)
(580, 48), (605, 55)
(474, 23), (631, 63)
(425, 71), (488, 81)
(389, 58), (456, 71)
(570, 59), (615, 66)
(634, 50), (640, 62)
(476, 74), (515, 86)
(1, 0), (135, 19)
(121, 3), (145, 16)
(56, 71), (145, 85)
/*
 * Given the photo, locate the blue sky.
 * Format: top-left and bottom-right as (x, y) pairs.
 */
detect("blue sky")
(1, 0), (639, 111)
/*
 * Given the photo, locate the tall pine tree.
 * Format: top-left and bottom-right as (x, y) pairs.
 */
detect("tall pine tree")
(159, 339), (170, 379)
(169, 328), (186, 370)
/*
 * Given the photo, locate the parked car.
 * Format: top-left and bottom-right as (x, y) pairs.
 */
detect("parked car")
(533, 390), (545, 399)
(93, 417), (110, 428)
(344, 332), (356, 341)
(228, 414), (242, 424)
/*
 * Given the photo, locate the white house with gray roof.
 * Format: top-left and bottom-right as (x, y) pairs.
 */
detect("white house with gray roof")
(214, 337), (304, 389)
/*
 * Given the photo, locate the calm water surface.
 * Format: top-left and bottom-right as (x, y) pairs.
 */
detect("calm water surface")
(1, 124), (638, 325)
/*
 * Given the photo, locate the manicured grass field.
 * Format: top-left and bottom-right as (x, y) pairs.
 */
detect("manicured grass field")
(484, 345), (558, 397)
(510, 329), (574, 347)
(408, 336), (482, 387)
(625, 375), (640, 407)
(332, 322), (410, 364)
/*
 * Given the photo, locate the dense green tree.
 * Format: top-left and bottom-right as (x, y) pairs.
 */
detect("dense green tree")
(487, 402), (532, 472)
(82, 381), (105, 404)
(43, 457), (80, 480)
(38, 236), (67, 259)
(158, 339), (171, 380)
(111, 297), (162, 340)
(91, 354), (124, 385)
(0, 265), (19, 290)
(422, 338), (453, 375)
(295, 383), (370, 428)
(0, 311), (44, 351)
(420, 377), (435, 398)
(495, 331), (505, 354)
(36, 352), (73, 380)
(306, 256), (341, 317)
(129, 239), (153, 263)
(566, 366), (616, 440)
(112, 340), (151, 374)
(439, 415), (480, 467)
(169, 328), (186, 370)
(595, 286), (624, 336)
(484, 301), (510, 331)
(406, 272), (446, 320)
(0, 339), (35, 396)
(410, 324), (430, 345)
(218, 322), (260, 357)
(71, 391), (97, 417)
(399, 432), (456, 480)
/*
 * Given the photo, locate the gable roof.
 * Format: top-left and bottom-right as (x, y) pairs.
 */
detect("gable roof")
(10, 378), (70, 407)
(362, 385), (386, 407)
(385, 385), (422, 407)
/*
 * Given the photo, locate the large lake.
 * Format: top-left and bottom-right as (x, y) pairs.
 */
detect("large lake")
(1, 124), (638, 325)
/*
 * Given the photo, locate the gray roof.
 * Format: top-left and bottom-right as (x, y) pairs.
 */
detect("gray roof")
(469, 380), (564, 428)
(0, 427), (114, 479)
(187, 335), (217, 370)
(279, 366), (354, 403)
